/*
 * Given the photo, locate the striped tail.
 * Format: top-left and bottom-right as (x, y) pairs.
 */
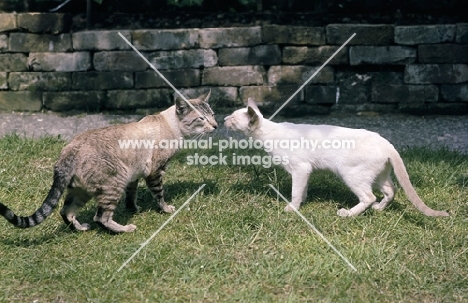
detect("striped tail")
(0, 161), (74, 228)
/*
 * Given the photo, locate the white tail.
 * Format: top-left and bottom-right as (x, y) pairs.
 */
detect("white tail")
(389, 149), (449, 217)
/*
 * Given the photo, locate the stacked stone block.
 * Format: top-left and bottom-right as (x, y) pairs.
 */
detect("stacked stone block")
(0, 12), (467, 115)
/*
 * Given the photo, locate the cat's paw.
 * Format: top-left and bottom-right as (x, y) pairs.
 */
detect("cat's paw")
(371, 202), (384, 210)
(337, 208), (350, 217)
(162, 205), (176, 213)
(124, 224), (137, 232)
(71, 222), (91, 231)
(284, 204), (298, 212)
(80, 223), (91, 230)
(72, 222), (91, 231)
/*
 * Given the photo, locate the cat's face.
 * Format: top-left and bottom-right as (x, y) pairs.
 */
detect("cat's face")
(224, 98), (262, 135)
(176, 92), (218, 137)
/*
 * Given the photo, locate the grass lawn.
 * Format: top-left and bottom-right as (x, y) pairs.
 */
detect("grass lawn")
(0, 134), (466, 302)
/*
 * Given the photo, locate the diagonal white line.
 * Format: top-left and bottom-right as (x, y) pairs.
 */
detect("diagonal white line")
(268, 184), (357, 272)
(49, 0), (73, 12)
(268, 33), (356, 120)
(117, 184), (206, 273)
(117, 32), (205, 118)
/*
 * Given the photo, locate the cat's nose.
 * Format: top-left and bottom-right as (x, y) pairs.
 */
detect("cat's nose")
(212, 121), (218, 129)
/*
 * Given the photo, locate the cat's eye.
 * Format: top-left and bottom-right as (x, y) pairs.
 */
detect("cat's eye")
(198, 116), (206, 121)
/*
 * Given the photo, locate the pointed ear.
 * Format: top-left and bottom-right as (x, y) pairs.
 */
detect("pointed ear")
(246, 97), (262, 121)
(247, 97), (260, 112)
(247, 105), (260, 130)
(175, 98), (190, 116)
(198, 90), (211, 103)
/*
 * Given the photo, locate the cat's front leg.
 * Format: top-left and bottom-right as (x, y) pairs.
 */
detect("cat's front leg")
(285, 170), (311, 212)
(125, 180), (140, 212)
(145, 171), (175, 214)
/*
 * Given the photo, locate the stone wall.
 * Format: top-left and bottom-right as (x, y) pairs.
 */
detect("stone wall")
(0, 13), (467, 116)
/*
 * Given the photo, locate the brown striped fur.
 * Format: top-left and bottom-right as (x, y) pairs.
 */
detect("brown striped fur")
(0, 92), (217, 233)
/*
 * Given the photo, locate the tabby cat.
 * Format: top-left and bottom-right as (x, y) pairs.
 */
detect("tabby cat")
(224, 98), (449, 217)
(0, 92), (217, 233)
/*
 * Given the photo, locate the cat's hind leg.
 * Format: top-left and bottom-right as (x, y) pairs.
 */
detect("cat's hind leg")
(60, 188), (92, 231)
(93, 187), (136, 233)
(372, 167), (395, 211)
(337, 176), (376, 217)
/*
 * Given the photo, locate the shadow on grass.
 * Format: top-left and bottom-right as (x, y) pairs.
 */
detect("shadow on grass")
(229, 168), (359, 208)
(0, 226), (74, 247)
(135, 180), (219, 211)
(1, 180), (221, 241)
(227, 146), (466, 220)
(106, 180), (219, 235)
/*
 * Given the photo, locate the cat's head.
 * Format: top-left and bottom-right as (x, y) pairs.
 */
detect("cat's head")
(176, 91), (218, 137)
(224, 97), (263, 135)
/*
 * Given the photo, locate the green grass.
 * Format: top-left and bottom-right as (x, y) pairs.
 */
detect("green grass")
(0, 134), (467, 302)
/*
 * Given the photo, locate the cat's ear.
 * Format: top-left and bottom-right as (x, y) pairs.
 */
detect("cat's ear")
(247, 97), (262, 128)
(198, 90), (211, 103)
(175, 98), (191, 116)
(247, 97), (260, 112)
(247, 104), (261, 130)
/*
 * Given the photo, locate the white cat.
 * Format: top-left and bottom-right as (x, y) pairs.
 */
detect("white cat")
(224, 98), (449, 217)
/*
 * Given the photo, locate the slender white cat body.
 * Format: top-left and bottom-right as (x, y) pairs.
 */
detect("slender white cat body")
(224, 98), (449, 217)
